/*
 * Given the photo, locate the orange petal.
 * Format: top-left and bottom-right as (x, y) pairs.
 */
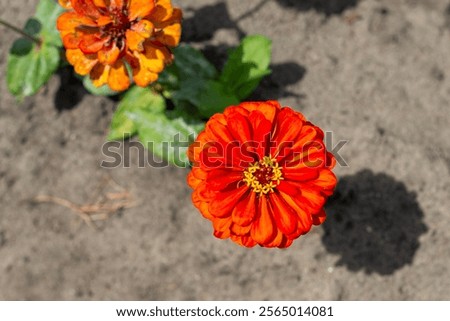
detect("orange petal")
(150, 0), (173, 22)
(107, 60), (130, 91)
(57, 12), (97, 31)
(130, 53), (159, 87)
(98, 43), (121, 64)
(128, 0), (155, 20)
(109, 0), (123, 9)
(250, 196), (277, 245)
(62, 33), (83, 49)
(144, 41), (172, 64)
(130, 19), (154, 37)
(72, 0), (101, 18)
(90, 63), (110, 87)
(97, 15), (113, 26)
(58, 0), (72, 9)
(126, 30), (146, 52)
(79, 34), (109, 54)
(93, 0), (108, 8)
(66, 49), (98, 76)
(155, 22), (181, 47)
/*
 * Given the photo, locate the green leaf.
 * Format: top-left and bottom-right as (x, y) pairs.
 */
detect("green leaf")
(220, 35), (272, 99)
(173, 45), (218, 81)
(5, 0), (65, 98)
(35, 0), (66, 46)
(108, 86), (166, 141)
(166, 101), (205, 134)
(157, 64), (179, 93)
(82, 76), (119, 97)
(172, 79), (239, 118)
(7, 40), (60, 99)
(127, 110), (198, 167)
(197, 80), (240, 117)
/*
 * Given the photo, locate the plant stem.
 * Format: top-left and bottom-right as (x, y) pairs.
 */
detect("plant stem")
(0, 18), (41, 45)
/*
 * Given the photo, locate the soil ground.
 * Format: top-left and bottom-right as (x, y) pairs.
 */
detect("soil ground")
(1, 0), (449, 300)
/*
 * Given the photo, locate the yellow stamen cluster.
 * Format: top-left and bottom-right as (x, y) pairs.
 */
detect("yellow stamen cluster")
(243, 156), (283, 196)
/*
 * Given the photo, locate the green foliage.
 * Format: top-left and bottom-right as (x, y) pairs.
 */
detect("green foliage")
(108, 86), (201, 167)
(108, 86), (166, 141)
(108, 35), (272, 166)
(82, 76), (119, 97)
(220, 35), (272, 100)
(35, 0), (65, 46)
(6, 0), (64, 99)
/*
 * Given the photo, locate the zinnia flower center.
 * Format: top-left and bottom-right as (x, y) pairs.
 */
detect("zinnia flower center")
(102, 8), (132, 47)
(243, 157), (283, 196)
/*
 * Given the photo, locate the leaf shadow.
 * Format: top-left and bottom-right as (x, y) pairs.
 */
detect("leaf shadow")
(275, 0), (360, 15)
(182, 2), (246, 42)
(322, 169), (428, 275)
(183, 1), (308, 101)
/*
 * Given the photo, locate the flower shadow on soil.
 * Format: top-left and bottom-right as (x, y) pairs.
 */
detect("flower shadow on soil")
(276, 0), (359, 15)
(54, 66), (88, 112)
(322, 169), (428, 275)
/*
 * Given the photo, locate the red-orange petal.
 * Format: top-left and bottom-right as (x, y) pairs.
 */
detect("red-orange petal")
(312, 209), (327, 226)
(278, 191), (313, 235)
(206, 169), (243, 191)
(208, 186), (248, 218)
(269, 192), (298, 236)
(250, 197), (277, 245)
(227, 111), (253, 143)
(230, 235), (257, 247)
(232, 191), (256, 226)
(212, 217), (232, 239)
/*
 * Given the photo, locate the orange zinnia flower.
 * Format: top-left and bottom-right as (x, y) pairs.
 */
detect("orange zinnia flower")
(57, 0), (181, 91)
(187, 101), (337, 248)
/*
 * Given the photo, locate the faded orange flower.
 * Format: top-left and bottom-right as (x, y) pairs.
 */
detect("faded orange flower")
(187, 101), (337, 248)
(57, 0), (181, 91)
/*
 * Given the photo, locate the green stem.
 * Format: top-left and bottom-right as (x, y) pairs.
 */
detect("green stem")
(0, 18), (41, 45)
